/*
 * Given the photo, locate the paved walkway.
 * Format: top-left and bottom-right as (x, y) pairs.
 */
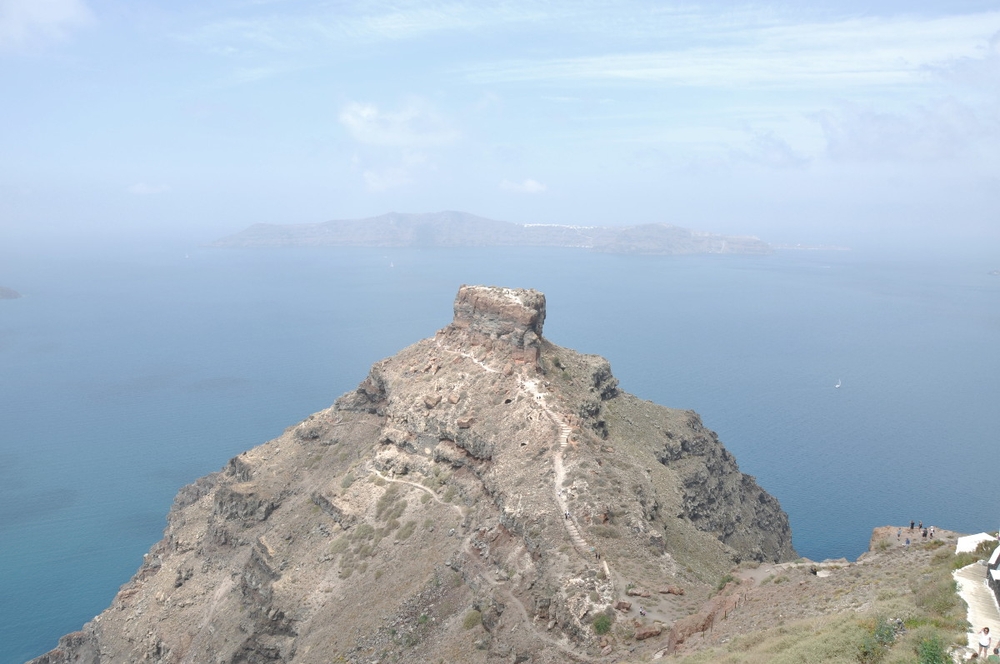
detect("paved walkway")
(954, 561), (1000, 654)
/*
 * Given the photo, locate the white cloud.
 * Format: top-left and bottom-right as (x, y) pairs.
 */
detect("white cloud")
(0, 0), (92, 50)
(734, 131), (810, 170)
(181, 3), (547, 55)
(128, 183), (171, 195)
(339, 100), (458, 148)
(465, 11), (1000, 91)
(363, 168), (411, 192)
(353, 150), (430, 192)
(500, 178), (546, 193)
(817, 100), (997, 162)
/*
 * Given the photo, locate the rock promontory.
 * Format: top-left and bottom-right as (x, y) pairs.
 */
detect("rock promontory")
(32, 285), (795, 664)
(0, 285), (21, 299)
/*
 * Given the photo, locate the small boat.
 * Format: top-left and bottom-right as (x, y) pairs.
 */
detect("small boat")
(835, 379), (841, 388)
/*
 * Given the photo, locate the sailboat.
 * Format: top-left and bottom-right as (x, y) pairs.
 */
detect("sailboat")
(835, 379), (841, 388)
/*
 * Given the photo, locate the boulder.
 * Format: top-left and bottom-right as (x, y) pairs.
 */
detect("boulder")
(634, 622), (663, 640)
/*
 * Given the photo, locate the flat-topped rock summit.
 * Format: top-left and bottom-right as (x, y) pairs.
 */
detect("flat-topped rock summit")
(32, 285), (795, 664)
(445, 285), (546, 362)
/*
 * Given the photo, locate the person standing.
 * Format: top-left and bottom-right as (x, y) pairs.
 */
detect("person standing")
(978, 627), (992, 658)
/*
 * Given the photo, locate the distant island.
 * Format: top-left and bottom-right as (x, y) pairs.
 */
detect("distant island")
(773, 243), (851, 251)
(0, 286), (21, 299)
(210, 211), (773, 256)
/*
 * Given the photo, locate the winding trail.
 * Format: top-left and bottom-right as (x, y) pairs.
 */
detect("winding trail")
(520, 377), (593, 559)
(433, 341), (613, 576)
(368, 468), (464, 517)
(369, 447), (593, 661)
(414, 341), (626, 658)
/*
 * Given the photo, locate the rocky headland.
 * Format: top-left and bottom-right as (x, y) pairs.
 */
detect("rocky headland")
(209, 211), (773, 256)
(32, 285), (795, 664)
(0, 285), (21, 299)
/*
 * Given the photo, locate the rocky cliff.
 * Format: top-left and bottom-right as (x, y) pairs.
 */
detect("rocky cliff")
(32, 285), (794, 664)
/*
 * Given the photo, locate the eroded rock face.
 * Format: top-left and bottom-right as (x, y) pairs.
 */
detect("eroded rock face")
(31, 285), (795, 664)
(443, 285), (546, 363)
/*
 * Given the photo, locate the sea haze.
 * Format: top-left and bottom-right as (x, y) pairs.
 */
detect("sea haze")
(1, 244), (997, 662)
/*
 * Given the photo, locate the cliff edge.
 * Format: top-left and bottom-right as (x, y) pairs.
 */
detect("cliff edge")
(32, 285), (794, 664)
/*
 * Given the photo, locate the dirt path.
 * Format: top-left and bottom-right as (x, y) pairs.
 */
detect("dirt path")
(433, 341), (605, 568)
(370, 435), (594, 661)
(520, 377), (594, 559)
(368, 468), (465, 517)
(430, 342), (618, 657)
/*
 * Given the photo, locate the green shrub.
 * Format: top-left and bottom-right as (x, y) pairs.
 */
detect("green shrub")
(952, 551), (979, 569)
(462, 610), (482, 630)
(352, 524), (374, 541)
(340, 472), (355, 489)
(375, 485), (400, 518)
(593, 614), (612, 635)
(913, 576), (959, 616)
(590, 525), (620, 539)
(916, 635), (948, 664)
(328, 538), (348, 555)
(857, 616), (895, 664)
(398, 520), (417, 540)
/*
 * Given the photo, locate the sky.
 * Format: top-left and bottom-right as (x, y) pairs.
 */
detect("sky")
(1, 0), (999, 251)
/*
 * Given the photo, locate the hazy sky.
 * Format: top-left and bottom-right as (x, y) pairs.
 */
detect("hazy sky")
(2, 0), (998, 249)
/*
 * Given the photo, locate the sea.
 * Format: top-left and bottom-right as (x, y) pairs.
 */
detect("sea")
(1, 242), (998, 663)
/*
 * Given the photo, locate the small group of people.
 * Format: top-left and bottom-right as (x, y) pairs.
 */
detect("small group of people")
(897, 521), (935, 546)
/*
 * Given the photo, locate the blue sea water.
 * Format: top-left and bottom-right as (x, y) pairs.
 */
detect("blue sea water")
(1, 244), (998, 663)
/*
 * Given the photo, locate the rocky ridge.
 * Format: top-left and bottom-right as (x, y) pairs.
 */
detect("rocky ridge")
(32, 285), (794, 664)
